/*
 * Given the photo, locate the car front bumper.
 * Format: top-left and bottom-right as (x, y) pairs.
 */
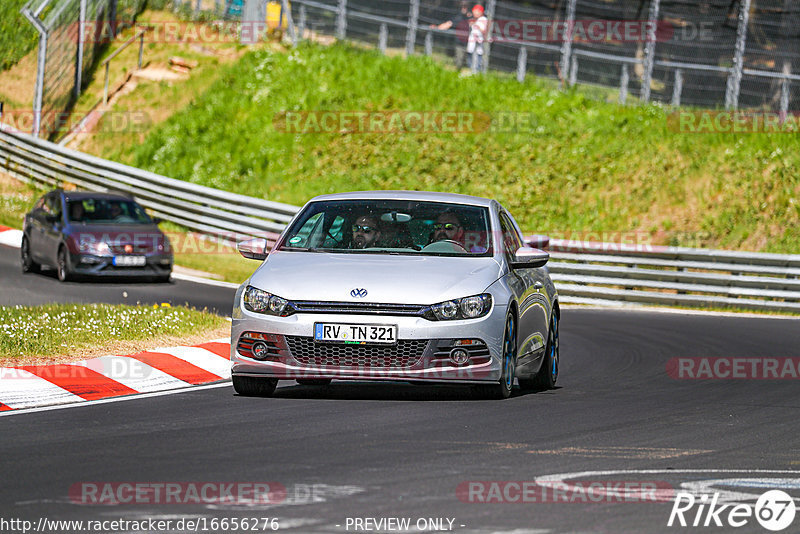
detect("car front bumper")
(68, 251), (173, 277)
(231, 294), (508, 384)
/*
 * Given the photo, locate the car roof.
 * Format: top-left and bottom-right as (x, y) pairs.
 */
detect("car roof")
(308, 190), (495, 207)
(61, 190), (134, 201)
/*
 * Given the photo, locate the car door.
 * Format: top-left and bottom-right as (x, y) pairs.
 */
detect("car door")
(27, 195), (50, 264)
(41, 193), (65, 266)
(498, 210), (549, 369)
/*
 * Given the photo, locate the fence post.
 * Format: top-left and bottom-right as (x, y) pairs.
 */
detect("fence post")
(424, 30), (432, 56)
(559, 0), (577, 87)
(569, 55), (577, 86)
(195, 0), (201, 16)
(109, 0), (118, 37)
(280, 0), (297, 46)
(298, 5), (306, 40)
(780, 77), (790, 120)
(671, 68), (683, 106)
(22, 9), (47, 137)
(75, 0), (87, 98)
(405, 0), (419, 56)
(336, 0), (347, 40)
(379, 23), (387, 54)
(483, 0), (496, 73)
(619, 63), (629, 104)
(725, 0), (751, 110)
(640, 0), (660, 102)
(516, 46), (527, 83)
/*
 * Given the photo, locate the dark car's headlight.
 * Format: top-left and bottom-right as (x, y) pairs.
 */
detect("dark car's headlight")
(243, 286), (292, 316)
(427, 293), (492, 321)
(78, 240), (111, 255)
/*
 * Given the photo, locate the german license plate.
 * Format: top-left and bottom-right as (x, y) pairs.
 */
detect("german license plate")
(113, 256), (146, 267)
(314, 323), (397, 344)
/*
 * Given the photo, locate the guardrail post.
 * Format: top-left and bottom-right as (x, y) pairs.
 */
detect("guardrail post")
(569, 55), (577, 86)
(424, 30), (432, 56)
(405, 0), (419, 56)
(619, 63), (629, 104)
(298, 5), (306, 40)
(483, 0), (496, 73)
(516, 46), (527, 83)
(671, 68), (683, 106)
(75, 0), (87, 98)
(559, 0), (577, 88)
(336, 0), (347, 40)
(640, 0), (660, 102)
(725, 0), (750, 110)
(379, 23), (387, 54)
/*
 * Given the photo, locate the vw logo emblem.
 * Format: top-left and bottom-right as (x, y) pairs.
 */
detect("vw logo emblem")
(350, 288), (368, 298)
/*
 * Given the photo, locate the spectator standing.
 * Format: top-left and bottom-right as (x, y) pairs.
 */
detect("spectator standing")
(467, 4), (488, 73)
(430, 1), (473, 68)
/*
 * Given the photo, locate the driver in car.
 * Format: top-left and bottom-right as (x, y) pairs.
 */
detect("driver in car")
(351, 214), (382, 249)
(432, 211), (466, 246)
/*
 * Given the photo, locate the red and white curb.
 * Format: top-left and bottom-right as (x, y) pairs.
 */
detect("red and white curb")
(0, 339), (231, 411)
(0, 225), (23, 248)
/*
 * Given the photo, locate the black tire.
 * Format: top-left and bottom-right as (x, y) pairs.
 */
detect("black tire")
(473, 314), (516, 400)
(232, 375), (278, 397)
(56, 246), (72, 282)
(21, 235), (39, 274)
(521, 312), (559, 391)
(296, 379), (332, 386)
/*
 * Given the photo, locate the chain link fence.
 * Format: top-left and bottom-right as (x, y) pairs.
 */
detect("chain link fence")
(283, 0), (800, 112)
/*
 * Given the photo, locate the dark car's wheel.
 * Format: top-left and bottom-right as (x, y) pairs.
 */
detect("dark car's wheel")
(474, 314), (516, 400)
(56, 246), (72, 282)
(21, 235), (39, 274)
(232, 375), (278, 397)
(296, 379), (332, 386)
(521, 312), (559, 391)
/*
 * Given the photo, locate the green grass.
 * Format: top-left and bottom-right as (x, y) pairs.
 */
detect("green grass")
(0, 0), (38, 71)
(0, 303), (228, 359)
(113, 42), (800, 254)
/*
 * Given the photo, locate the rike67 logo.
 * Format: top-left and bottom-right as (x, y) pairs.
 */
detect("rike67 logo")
(668, 490), (796, 531)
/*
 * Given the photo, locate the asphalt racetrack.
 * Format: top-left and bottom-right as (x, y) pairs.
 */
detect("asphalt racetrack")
(1, 243), (800, 533)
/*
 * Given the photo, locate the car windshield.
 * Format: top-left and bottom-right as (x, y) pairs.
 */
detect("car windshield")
(67, 198), (152, 225)
(277, 199), (493, 257)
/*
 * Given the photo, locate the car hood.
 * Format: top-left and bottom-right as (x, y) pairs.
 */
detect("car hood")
(249, 251), (503, 304)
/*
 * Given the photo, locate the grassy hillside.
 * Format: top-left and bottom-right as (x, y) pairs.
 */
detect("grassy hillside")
(109, 43), (799, 253)
(0, 0), (38, 72)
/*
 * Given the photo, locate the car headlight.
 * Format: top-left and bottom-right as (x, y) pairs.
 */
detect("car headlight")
(78, 240), (111, 255)
(428, 293), (492, 321)
(243, 286), (292, 316)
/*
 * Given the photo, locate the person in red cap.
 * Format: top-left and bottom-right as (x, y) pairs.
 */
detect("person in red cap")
(467, 4), (488, 73)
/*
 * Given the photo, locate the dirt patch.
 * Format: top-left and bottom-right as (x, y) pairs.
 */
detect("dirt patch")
(0, 324), (231, 367)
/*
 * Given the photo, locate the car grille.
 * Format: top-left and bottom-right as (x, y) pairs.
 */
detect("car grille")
(288, 301), (427, 316)
(109, 243), (155, 254)
(285, 336), (427, 368)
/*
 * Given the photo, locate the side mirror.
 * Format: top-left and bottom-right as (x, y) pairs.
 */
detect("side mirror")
(151, 216), (162, 224)
(511, 246), (549, 269)
(237, 238), (269, 261)
(526, 234), (550, 249)
(45, 213), (59, 224)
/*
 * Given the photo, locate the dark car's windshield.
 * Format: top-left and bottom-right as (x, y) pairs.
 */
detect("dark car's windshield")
(67, 198), (152, 225)
(277, 199), (493, 257)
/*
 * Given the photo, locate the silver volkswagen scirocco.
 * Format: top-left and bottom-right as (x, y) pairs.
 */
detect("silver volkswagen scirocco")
(230, 191), (559, 399)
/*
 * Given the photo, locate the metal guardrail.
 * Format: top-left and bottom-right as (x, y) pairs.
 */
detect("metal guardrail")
(0, 125), (296, 248)
(1, 125), (799, 313)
